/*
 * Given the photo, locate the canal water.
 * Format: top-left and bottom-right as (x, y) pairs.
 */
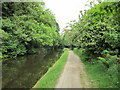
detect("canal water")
(2, 49), (63, 88)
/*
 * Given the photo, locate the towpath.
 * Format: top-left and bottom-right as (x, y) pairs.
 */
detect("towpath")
(55, 50), (90, 88)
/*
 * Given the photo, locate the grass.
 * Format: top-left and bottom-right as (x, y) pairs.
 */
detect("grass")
(84, 62), (118, 88)
(33, 48), (69, 88)
(73, 48), (118, 88)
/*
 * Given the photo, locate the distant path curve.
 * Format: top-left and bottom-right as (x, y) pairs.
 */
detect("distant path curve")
(55, 50), (90, 88)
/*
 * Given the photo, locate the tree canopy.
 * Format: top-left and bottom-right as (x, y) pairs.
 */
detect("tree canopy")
(63, 2), (120, 71)
(63, 2), (120, 56)
(1, 2), (61, 58)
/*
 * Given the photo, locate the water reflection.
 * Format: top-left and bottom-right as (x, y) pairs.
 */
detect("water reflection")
(2, 49), (62, 88)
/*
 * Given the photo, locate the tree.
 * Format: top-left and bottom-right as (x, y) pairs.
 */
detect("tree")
(2, 2), (61, 58)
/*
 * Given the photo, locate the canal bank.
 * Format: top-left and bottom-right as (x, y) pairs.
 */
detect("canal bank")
(33, 48), (68, 88)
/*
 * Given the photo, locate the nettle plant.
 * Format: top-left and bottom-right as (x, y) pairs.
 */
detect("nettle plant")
(98, 54), (117, 68)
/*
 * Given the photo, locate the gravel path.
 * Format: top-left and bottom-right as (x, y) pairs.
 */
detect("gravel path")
(55, 50), (90, 88)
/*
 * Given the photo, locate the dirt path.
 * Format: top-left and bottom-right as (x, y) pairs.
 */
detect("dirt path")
(55, 50), (90, 88)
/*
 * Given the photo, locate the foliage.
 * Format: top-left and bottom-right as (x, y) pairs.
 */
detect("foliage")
(98, 54), (117, 68)
(63, 2), (120, 55)
(65, 2), (119, 87)
(2, 2), (61, 58)
(34, 48), (68, 88)
(63, 2), (120, 66)
(73, 48), (119, 88)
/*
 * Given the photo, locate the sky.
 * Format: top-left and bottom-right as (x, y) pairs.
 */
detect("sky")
(43, 0), (90, 33)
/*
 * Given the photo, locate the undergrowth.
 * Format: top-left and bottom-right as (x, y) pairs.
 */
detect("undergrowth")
(73, 48), (119, 88)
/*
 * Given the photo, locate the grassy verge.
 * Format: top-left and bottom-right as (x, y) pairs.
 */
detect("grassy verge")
(73, 48), (118, 88)
(33, 48), (69, 88)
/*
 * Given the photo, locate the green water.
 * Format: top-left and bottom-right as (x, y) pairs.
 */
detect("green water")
(2, 49), (63, 88)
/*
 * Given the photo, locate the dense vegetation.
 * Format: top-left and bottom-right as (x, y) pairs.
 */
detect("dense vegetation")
(1, 2), (61, 58)
(63, 2), (119, 88)
(74, 48), (118, 88)
(1, 1), (120, 88)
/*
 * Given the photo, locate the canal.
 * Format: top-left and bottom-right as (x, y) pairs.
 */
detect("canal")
(2, 49), (63, 88)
